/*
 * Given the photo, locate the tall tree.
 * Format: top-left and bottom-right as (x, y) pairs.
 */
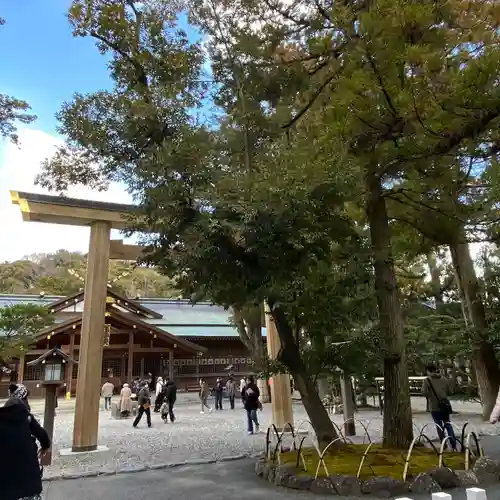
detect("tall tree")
(0, 304), (54, 363)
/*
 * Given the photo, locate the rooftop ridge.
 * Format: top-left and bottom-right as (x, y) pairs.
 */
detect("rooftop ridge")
(0, 293), (219, 306)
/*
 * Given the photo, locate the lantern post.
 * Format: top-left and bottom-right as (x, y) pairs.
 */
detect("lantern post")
(27, 347), (78, 465)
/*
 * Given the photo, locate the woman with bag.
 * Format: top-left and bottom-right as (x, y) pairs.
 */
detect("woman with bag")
(0, 384), (51, 500)
(422, 364), (457, 451)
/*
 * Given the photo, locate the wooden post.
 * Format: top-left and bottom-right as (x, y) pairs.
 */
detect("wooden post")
(169, 351), (174, 381)
(65, 333), (75, 400)
(17, 354), (25, 384)
(127, 332), (134, 382)
(140, 357), (145, 378)
(257, 378), (270, 403)
(195, 355), (199, 380)
(340, 370), (356, 436)
(264, 302), (293, 430)
(42, 384), (58, 465)
(72, 221), (111, 452)
(120, 355), (126, 382)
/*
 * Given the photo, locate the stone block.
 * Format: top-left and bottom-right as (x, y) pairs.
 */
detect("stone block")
(410, 473), (442, 494)
(285, 474), (314, 490)
(254, 459), (266, 478)
(111, 402), (121, 418)
(273, 464), (297, 486)
(328, 475), (363, 496)
(472, 456), (500, 484)
(455, 470), (479, 487)
(361, 476), (409, 498)
(426, 467), (460, 489)
(466, 487), (487, 500)
(310, 477), (338, 495)
(263, 463), (276, 483)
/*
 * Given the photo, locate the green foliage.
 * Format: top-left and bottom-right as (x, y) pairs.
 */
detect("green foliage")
(32, 0), (500, 444)
(0, 304), (54, 361)
(0, 250), (180, 298)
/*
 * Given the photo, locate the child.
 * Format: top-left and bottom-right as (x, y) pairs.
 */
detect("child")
(160, 401), (169, 423)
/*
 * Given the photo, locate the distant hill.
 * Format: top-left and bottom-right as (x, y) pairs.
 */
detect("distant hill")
(0, 250), (179, 299)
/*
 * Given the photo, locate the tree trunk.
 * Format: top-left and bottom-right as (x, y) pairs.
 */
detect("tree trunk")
(427, 251), (444, 309)
(449, 239), (500, 419)
(366, 174), (413, 448)
(269, 303), (341, 450)
(340, 371), (356, 436)
(232, 305), (267, 370)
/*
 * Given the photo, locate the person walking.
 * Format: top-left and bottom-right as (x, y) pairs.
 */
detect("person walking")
(422, 364), (457, 451)
(199, 378), (212, 414)
(101, 380), (114, 411)
(119, 383), (133, 417)
(214, 378), (224, 410)
(240, 377), (246, 407)
(490, 386), (500, 424)
(165, 379), (177, 423)
(154, 377), (164, 412)
(226, 377), (236, 410)
(241, 376), (260, 435)
(0, 384), (51, 500)
(133, 382), (152, 428)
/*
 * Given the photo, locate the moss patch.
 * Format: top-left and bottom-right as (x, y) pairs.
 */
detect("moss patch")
(277, 444), (471, 480)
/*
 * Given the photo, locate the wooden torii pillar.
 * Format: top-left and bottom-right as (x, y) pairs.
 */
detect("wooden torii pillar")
(10, 191), (139, 452)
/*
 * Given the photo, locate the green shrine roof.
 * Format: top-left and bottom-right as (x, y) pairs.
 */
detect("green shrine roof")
(0, 294), (267, 338)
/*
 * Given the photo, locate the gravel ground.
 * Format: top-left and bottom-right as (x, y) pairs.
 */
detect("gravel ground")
(42, 458), (500, 500)
(21, 394), (497, 479)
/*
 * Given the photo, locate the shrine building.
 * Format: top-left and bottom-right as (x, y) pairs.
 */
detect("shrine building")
(0, 290), (261, 397)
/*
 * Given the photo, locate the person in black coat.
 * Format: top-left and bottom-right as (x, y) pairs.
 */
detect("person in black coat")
(241, 376), (260, 435)
(214, 378), (224, 410)
(165, 379), (177, 423)
(0, 384), (51, 500)
(133, 382), (152, 428)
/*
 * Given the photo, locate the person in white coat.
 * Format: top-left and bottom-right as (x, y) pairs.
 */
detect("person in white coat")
(240, 377), (246, 408)
(154, 377), (164, 412)
(490, 389), (500, 424)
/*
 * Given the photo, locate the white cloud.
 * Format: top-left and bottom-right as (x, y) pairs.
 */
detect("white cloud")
(0, 128), (135, 262)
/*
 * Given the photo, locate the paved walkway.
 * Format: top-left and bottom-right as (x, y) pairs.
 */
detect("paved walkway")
(42, 457), (500, 500)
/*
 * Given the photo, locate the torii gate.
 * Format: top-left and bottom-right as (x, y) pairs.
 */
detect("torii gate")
(10, 191), (143, 452)
(10, 190), (294, 452)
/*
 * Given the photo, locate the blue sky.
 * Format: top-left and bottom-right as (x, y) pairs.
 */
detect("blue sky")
(0, 0), (112, 134)
(0, 0), (199, 135)
(0, 1), (201, 262)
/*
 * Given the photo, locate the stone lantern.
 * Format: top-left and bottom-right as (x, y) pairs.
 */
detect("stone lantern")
(27, 347), (78, 465)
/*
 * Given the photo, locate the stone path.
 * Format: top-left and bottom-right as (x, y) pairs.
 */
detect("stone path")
(42, 457), (500, 500)
(29, 394), (500, 479)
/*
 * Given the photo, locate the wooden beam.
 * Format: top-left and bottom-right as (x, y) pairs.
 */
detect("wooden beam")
(127, 332), (133, 382)
(265, 302), (294, 430)
(73, 220), (111, 452)
(17, 355), (25, 383)
(135, 347), (172, 353)
(169, 351), (174, 380)
(65, 332), (75, 398)
(109, 239), (145, 260)
(10, 190), (137, 229)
